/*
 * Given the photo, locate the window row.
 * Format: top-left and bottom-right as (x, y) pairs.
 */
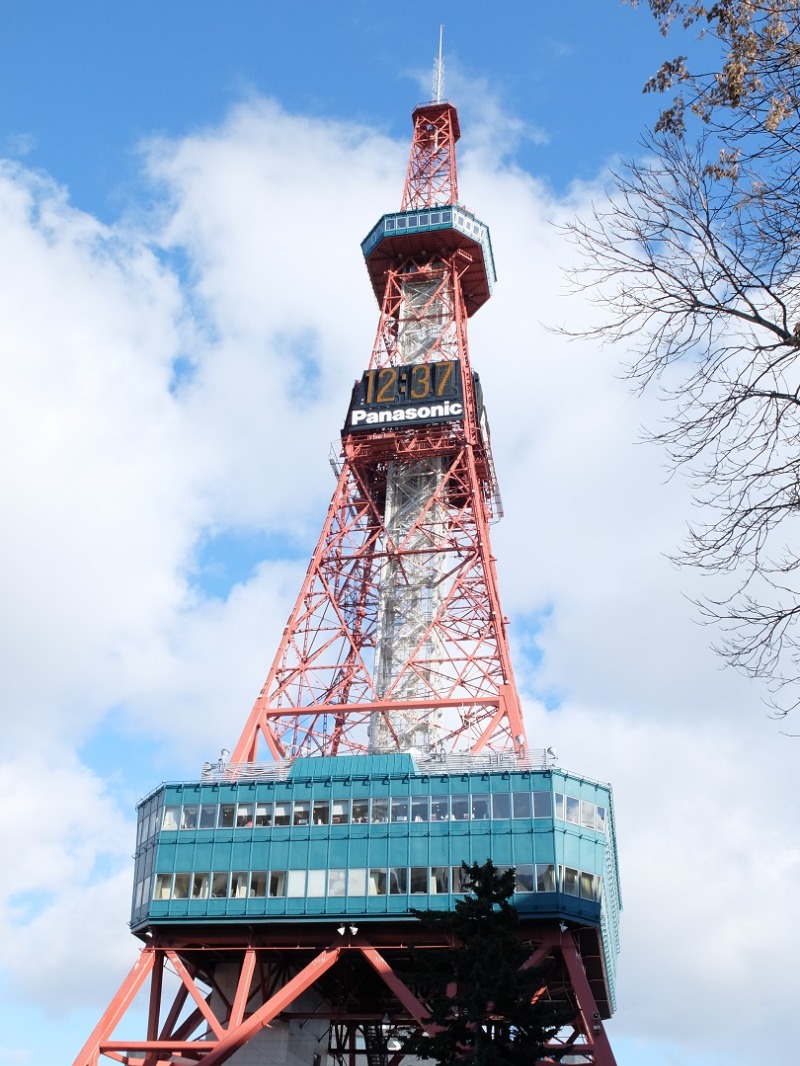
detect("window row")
(384, 209), (452, 233)
(145, 863), (602, 905)
(147, 791), (606, 840)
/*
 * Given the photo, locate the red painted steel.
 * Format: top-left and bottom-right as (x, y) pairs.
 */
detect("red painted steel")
(232, 112), (526, 763)
(71, 923), (615, 1065)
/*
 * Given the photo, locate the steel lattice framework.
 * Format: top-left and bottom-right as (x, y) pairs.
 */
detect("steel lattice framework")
(232, 104), (525, 764)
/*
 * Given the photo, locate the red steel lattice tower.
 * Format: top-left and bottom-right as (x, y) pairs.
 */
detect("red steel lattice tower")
(232, 98), (526, 767)
(72, 92), (621, 1066)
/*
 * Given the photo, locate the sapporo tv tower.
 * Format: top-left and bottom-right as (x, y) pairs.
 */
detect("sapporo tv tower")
(74, 57), (622, 1066)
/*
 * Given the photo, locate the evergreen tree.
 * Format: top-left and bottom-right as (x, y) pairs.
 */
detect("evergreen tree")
(402, 860), (562, 1066)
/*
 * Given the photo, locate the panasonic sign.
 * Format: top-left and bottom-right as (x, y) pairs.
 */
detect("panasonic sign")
(344, 359), (465, 434)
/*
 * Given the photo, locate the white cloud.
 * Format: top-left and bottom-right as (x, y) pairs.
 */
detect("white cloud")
(1, 94), (796, 1066)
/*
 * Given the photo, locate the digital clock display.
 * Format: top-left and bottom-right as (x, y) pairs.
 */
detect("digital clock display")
(344, 359), (465, 433)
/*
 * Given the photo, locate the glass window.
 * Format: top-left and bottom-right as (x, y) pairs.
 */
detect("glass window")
(451, 795), (470, 821)
(596, 806), (607, 833)
(410, 867), (428, 894)
(154, 873), (172, 900)
(172, 873), (190, 899)
(218, 804), (235, 829)
(134, 878), (144, 908)
(512, 792), (532, 819)
(555, 793), (564, 820)
(430, 797), (449, 821)
(147, 809), (159, 839)
(431, 867), (449, 894)
(236, 803), (254, 828)
(181, 805), (198, 830)
(287, 870), (307, 896)
(565, 797), (580, 825)
(563, 867), (579, 896)
(273, 802), (291, 827)
(536, 864), (556, 892)
(331, 800), (350, 825)
(515, 865), (534, 893)
(581, 801), (596, 830)
(471, 794), (490, 820)
(250, 872), (267, 898)
(371, 798), (389, 824)
(230, 872), (248, 898)
(369, 869), (387, 895)
(431, 212), (441, 224)
(397, 217), (407, 229)
(162, 806), (180, 831)
(313, 800), (330, 825)
(192, 873), (209, 899)
(442, 211), (451, 222)
(328, 869), (346, 896)
(391, 798), (409, 822)
(389, 867), (408, 894)
(451, 866), (469, 893)
(211, 873), (228, 898)
(351, 799), (369, 823)
(492, 793), (511, 819)
(408, 215), (418, 227)
(307, 870), (326, 897)
(255, 802), (272, 827)
(385, 218), (395, 231)
(199, 804), (217, 829)
(293, 801), (310, 826)
(348, 868), (367, 894)
(411, 796), (429, 822)
(269, 871), (286, 897)
(533, 792), (553, 819)
(580, 872), (599, 900)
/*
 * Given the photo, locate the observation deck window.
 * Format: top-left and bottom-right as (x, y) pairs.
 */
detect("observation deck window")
(352, 799), (369, 823)
(313, 800), (330, 825)
(371, 798), (389, 824)
(328, 869), (346, 896)
(230, 872), (248, 898)
(431, 797), (449, 821)
(307, 870), (327, 897)
(211, 873), (228, 898)
(273, 802), (290, 827)
(287, 870), (306, 896)
(181, 806), (198, 830)
(250, 872), (268, 898)
(369, 869), (387, 895)
(389, 868), (408, 894)
(563, 867), (580, 896)
(565, 797), (580, 825)
(513, 792), (532, 818)
(451, 795), (470, 820)
(536, 864), (556, 892)
(199, 805), (216, 829)
(236, 803), (254, 828)
(218, 804), (235, 829)
(269, 871), (286, 897)
(348, 868), (367, 894)
(293, 801), (310, 826)
(255, 802), (272, 827)
(192, 873), (209, 899)
(391, 798), (409, 822)
(331, 800), (349, 825)
(411, 796), (430, 821)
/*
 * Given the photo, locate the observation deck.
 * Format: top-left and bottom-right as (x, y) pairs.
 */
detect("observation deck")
(131, 753), (621, 1014)
(361, 205), (497, 316)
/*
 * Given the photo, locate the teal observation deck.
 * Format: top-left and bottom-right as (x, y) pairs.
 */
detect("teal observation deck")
(132, 753), (621, 1008)
(361, 205), (497, 317)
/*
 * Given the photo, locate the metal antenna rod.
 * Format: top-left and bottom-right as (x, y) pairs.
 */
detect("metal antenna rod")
(433, 24), (444, 103)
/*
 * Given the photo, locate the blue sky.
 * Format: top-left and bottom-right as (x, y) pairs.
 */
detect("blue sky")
(1, 4), (797, 1066)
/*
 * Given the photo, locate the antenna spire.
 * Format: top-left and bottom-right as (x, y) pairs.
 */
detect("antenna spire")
(433, 25), (445, 103)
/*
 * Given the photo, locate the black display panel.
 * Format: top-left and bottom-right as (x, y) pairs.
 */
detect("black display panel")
(344, 359), (464, 433)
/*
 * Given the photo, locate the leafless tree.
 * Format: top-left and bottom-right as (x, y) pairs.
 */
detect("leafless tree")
(564, 2), (800, 713)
